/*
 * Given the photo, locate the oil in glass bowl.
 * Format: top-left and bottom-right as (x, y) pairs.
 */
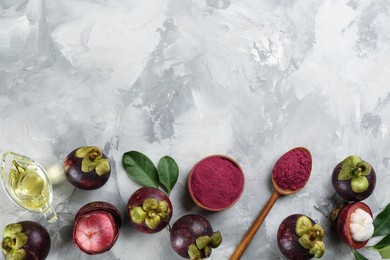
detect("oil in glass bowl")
(1, 152), (58, 222)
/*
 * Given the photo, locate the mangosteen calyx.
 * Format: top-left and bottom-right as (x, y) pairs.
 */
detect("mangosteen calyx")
(1, 223), (28, 259)
(338, 156), (371, 193)
(130, 198), (171, 230)
(75, 146), (110, 176)
(295, 216), (325, 258)
(188, 231), (222, 260)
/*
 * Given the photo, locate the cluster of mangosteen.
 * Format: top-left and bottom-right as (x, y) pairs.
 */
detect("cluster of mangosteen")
(126, 186), (222, 259)
(1, 146), (378, 260)
(1, 146), (222, 260)
(331, 155), (376, 249)
(65, 146), (222, 259)
(276, 155), (376, 260)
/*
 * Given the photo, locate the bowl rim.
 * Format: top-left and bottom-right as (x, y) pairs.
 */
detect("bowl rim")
(187, 154), (245, 212)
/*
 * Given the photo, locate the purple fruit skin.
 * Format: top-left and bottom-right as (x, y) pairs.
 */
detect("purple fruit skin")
(127, 187), (172, 234)
(170, 214), (213, 258)
(332, 162), (376, 201)
(73, 201), (122, 255)
(277, 214), (314, 260)
(64, 147), (111, 190)
(19, 221), (51, 260)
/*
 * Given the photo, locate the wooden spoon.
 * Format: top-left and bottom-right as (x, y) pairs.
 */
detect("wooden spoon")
(230, 147), (312, 260)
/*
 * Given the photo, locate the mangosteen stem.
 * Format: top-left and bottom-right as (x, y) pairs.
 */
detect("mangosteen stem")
(309, 230), (321, 241)
(89, 151), (99, 161)
(353, 166), (363, 176)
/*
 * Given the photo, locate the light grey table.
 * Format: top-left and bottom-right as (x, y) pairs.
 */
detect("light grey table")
(1, 0), (390, 259)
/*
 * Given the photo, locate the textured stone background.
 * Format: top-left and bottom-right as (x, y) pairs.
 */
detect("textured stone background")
(1, 0), (390, 259)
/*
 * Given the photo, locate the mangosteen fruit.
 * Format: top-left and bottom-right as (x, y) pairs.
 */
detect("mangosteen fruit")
(73, 201), (121, 255)
(64, 146), (111, 190)
(336, 202), (374, 249)
(1, 220), (51, 259)
(127, 187), (172, 233)
(170, 214), (222, 259)
(277, 214), (325, 260)
(332, 156), (376, 201)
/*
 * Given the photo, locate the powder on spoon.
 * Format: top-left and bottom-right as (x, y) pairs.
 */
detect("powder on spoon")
(272, 148), (312, 191)
(189, 155), (244, 211)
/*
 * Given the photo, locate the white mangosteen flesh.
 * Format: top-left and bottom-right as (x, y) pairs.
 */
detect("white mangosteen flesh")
(349, 208), (374, 242)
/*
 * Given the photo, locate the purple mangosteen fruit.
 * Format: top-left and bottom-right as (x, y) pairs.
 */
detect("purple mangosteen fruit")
(332, 156), (376, 201)
(127, 187), (172, 233)
(277, 214), (325, 260)
(170, 214), (222, 259)
(336, 202), (373, 249)
(1, 220), (51, 259)
(73, 201), (121, 255)
(64, 146), (111, 190)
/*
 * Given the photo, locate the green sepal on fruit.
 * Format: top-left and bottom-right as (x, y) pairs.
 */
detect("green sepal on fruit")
(187, 231), (222, 260)
(75, 146), (110, 176)
(130, 198), (171, 230)
(295, 216), (325, 258)
(338, 156), (371, 193)
(1, 223), (28, 259)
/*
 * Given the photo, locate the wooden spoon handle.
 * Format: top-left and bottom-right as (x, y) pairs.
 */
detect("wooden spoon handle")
(230, 191), (281, 260)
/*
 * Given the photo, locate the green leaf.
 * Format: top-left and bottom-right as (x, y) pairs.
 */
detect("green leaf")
(352, 249), (368, 260)
(122, 151), (158, 188)
(373, 203), (390, 237)
(366, 234), (390, 258)
(377, 245), (390, 259)
(157, 156), (179, 194)
(367, 233), (390, 250)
